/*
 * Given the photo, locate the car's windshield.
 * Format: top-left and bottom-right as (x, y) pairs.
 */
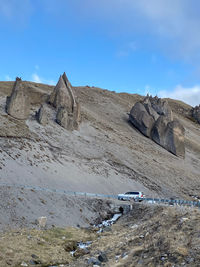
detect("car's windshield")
(125, 192), (139, 195)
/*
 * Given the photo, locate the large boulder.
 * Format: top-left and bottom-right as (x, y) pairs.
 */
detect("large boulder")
(129, 95), (185, 157)
(6, 78), (30, 120)
(151, 115), (170, 146)
(165, 120), (185, 157)
(56, 107), (69, 129)
(36, 104), (49, 126)
(129, 96), (173, 138)
(56, 106), (80, 131)
(144, 95), (173, 120)
(152, 116), (185, 157)
(129, 102), (155, 137)
(191, 105), (200, 124)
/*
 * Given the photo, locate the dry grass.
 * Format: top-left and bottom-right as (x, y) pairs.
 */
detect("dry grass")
(0, 227), (96, 267)
(71, 203), (200, 267)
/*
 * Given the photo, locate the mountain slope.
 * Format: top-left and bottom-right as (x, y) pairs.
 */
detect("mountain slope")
(0, 81), (200, 229)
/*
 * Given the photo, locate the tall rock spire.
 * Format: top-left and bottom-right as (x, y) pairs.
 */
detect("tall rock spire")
(48, 72), (80, 130)
(6, 78), (30, 120)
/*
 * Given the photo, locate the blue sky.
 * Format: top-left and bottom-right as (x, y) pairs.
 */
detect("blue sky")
(1, 0), (200, 106)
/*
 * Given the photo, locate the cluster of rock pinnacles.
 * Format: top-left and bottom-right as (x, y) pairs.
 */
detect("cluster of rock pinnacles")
(6, 74), (200, 157)
(129, 95), (185, 157)
(6, 73), (80, 131)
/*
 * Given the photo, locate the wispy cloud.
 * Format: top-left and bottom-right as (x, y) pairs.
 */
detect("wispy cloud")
(158, 85), (200, 107)
(116, 41), (138, 58)
(31, 73), (55, 85)
(5, 75), (12, 81)
(0, 0), (32, 25)
(41, 0), (200, 63)
(35, 65), (39, 71)
(32, 73), (42, 83)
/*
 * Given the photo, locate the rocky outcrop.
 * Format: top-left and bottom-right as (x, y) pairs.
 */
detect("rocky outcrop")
(49, 72), (80, 130)
(129, 102), (155, 137)
(36, 104), (49, 126)
(129, 95), (185, 157)
(36, 72), (80, 130)
(6, 77), (30, 120)
(56, 107), (70, 130)
(144, 95), (173, 120)
(191, 105), (200, 124)
(49, 72), (76, 112)
(49, 75), (73, 112)
(152, 116), (185, 157)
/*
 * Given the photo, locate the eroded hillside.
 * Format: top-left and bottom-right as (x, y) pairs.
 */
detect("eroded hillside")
(0, 80), (200, 230)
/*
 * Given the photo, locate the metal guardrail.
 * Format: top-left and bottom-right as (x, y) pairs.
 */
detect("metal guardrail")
(0, 182), (118, 199)
(127, 197), (200, 208)
(0, 182), (199, 208)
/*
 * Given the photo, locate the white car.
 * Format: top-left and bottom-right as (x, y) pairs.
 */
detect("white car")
(118, 191), (144, 201)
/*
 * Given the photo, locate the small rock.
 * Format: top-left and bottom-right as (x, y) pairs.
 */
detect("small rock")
(31, 254), (38, 259)
(74, 248), (89, 257)
(21, 262), (28, 267)
(186, 257), (194, 264)
(6, 259), (13, 265)
(29, 259), (37, 265)
(64, 240), (77, 252)
(88, 257), (101, 266)
(122, 252), (128, 258)
(103, 226), (112, 232)
(37, 216), (47, 228)
(180, 217), (189, 223)
(98, 252), (108, 262)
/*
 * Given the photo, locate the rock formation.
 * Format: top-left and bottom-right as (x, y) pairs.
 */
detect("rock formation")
(151, 116), (185, 157)
(49, 72), (76, 112)
(49, 72), (80, 130)
(6, 77), (30, 120)
(36, 104), (49, 126)
(129, 102), (155, 138)
(49, 75), (73, 112)
(129, 95), (185, 157)
(56, 107), (70, 129)
(191, 105), (200, 124)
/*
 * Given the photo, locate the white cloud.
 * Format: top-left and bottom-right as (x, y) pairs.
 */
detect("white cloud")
(5, 75), (12, 81)
(31, 73), (55, 85)
(158, 85), (200, 107)
(42, 0), (200, 62)
(32, 73), (42, 83)
(47, 80), (56, 86)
